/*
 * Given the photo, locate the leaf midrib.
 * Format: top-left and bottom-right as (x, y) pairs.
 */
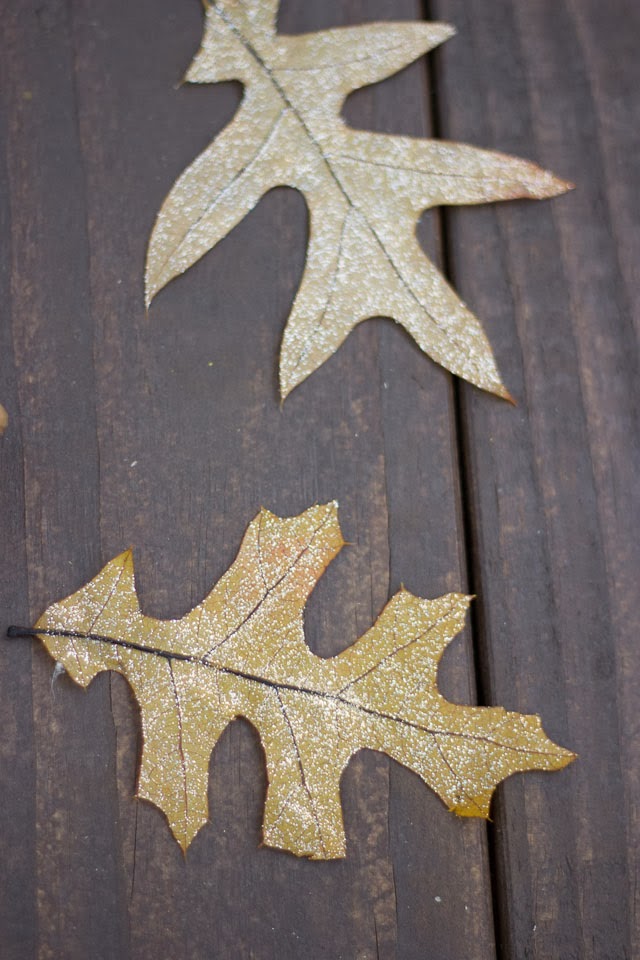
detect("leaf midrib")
(214, 6), (451, 340)
(34, 625), (556, 760)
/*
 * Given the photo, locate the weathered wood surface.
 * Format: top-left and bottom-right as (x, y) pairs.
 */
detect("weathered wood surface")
(0, 1), (636, 957)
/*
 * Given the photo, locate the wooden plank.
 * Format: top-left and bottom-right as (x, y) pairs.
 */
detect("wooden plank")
(0, 62), (37, 959)
(0, 1), (499, 958)
(2, 3), (130, 957)
(431, 0), (638, 956)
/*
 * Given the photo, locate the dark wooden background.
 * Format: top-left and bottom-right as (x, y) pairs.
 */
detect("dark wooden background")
(1, 1), (637, 957)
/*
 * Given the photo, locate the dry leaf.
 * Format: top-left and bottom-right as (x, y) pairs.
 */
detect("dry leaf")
(23, 503), (573, 859)
(146, 0), (572, 401)
(0, 404), (8, 436)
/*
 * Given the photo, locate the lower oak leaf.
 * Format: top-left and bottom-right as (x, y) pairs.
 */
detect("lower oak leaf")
(16, 503), (574, 860)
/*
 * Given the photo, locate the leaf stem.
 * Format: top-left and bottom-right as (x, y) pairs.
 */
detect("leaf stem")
(7, 626), (40, 639)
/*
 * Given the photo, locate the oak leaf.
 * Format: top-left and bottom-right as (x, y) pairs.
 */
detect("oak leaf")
(146, 0), (572, 401)
(25, 503), (574, 860)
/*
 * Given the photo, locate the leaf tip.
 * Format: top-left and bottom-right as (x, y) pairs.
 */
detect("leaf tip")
(493, 382), (516, 405)
(103, 548), (136, 587)
(527, 167), (575, 200)
(558, 747), (578, 769)
(433, 592), (473, 621)
(527, 717), (577, 773)
(278, 376), (295, 406)
(547, 174), (575, 197)
(321, 500), (347, 550)
(117, 547), (135, 569)
(408, 20), (456, 58)
(143, 279), (154, 312)
(279, 357), (313, 406)
(438, 591), (473, 613)
(257, 505), (276, 525)
(434, 21), (457, 44)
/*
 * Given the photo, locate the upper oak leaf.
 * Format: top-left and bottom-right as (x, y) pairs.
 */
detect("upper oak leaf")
(27, 503), (574, 860)
(145, 0), (572, 402)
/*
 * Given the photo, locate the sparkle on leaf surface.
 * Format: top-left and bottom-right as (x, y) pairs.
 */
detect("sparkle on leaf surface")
(35, 503), (574, 859)
(146, 0), (572, 401)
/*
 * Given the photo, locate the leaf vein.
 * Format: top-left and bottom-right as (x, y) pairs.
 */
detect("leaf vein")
(33, 626), (561, 759)
(155, 105), (287, 281)
(275, 690), (327, 856)
(202, 506), (334, 659)
(215, 6), (450, 337)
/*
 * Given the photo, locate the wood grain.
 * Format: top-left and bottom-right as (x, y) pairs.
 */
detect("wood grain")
(0, 0), (635, 957)
(433, 0), (639, 956)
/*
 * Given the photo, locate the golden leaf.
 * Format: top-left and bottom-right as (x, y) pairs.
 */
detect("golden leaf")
(26, 503), (574, 860)
(146, 0), (572, 401)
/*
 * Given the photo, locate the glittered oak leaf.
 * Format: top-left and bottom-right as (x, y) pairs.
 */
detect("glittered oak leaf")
(146, 0), (572, 401)
(24, 503), (574, 860)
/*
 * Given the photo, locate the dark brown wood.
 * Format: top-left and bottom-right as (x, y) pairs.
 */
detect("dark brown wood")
(0, 0), (636, 957)
(432, 0), (639, 956)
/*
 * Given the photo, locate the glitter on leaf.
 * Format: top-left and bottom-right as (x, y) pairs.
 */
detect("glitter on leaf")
(25, 503), (574, 859)
(146, 0), (572, 401)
